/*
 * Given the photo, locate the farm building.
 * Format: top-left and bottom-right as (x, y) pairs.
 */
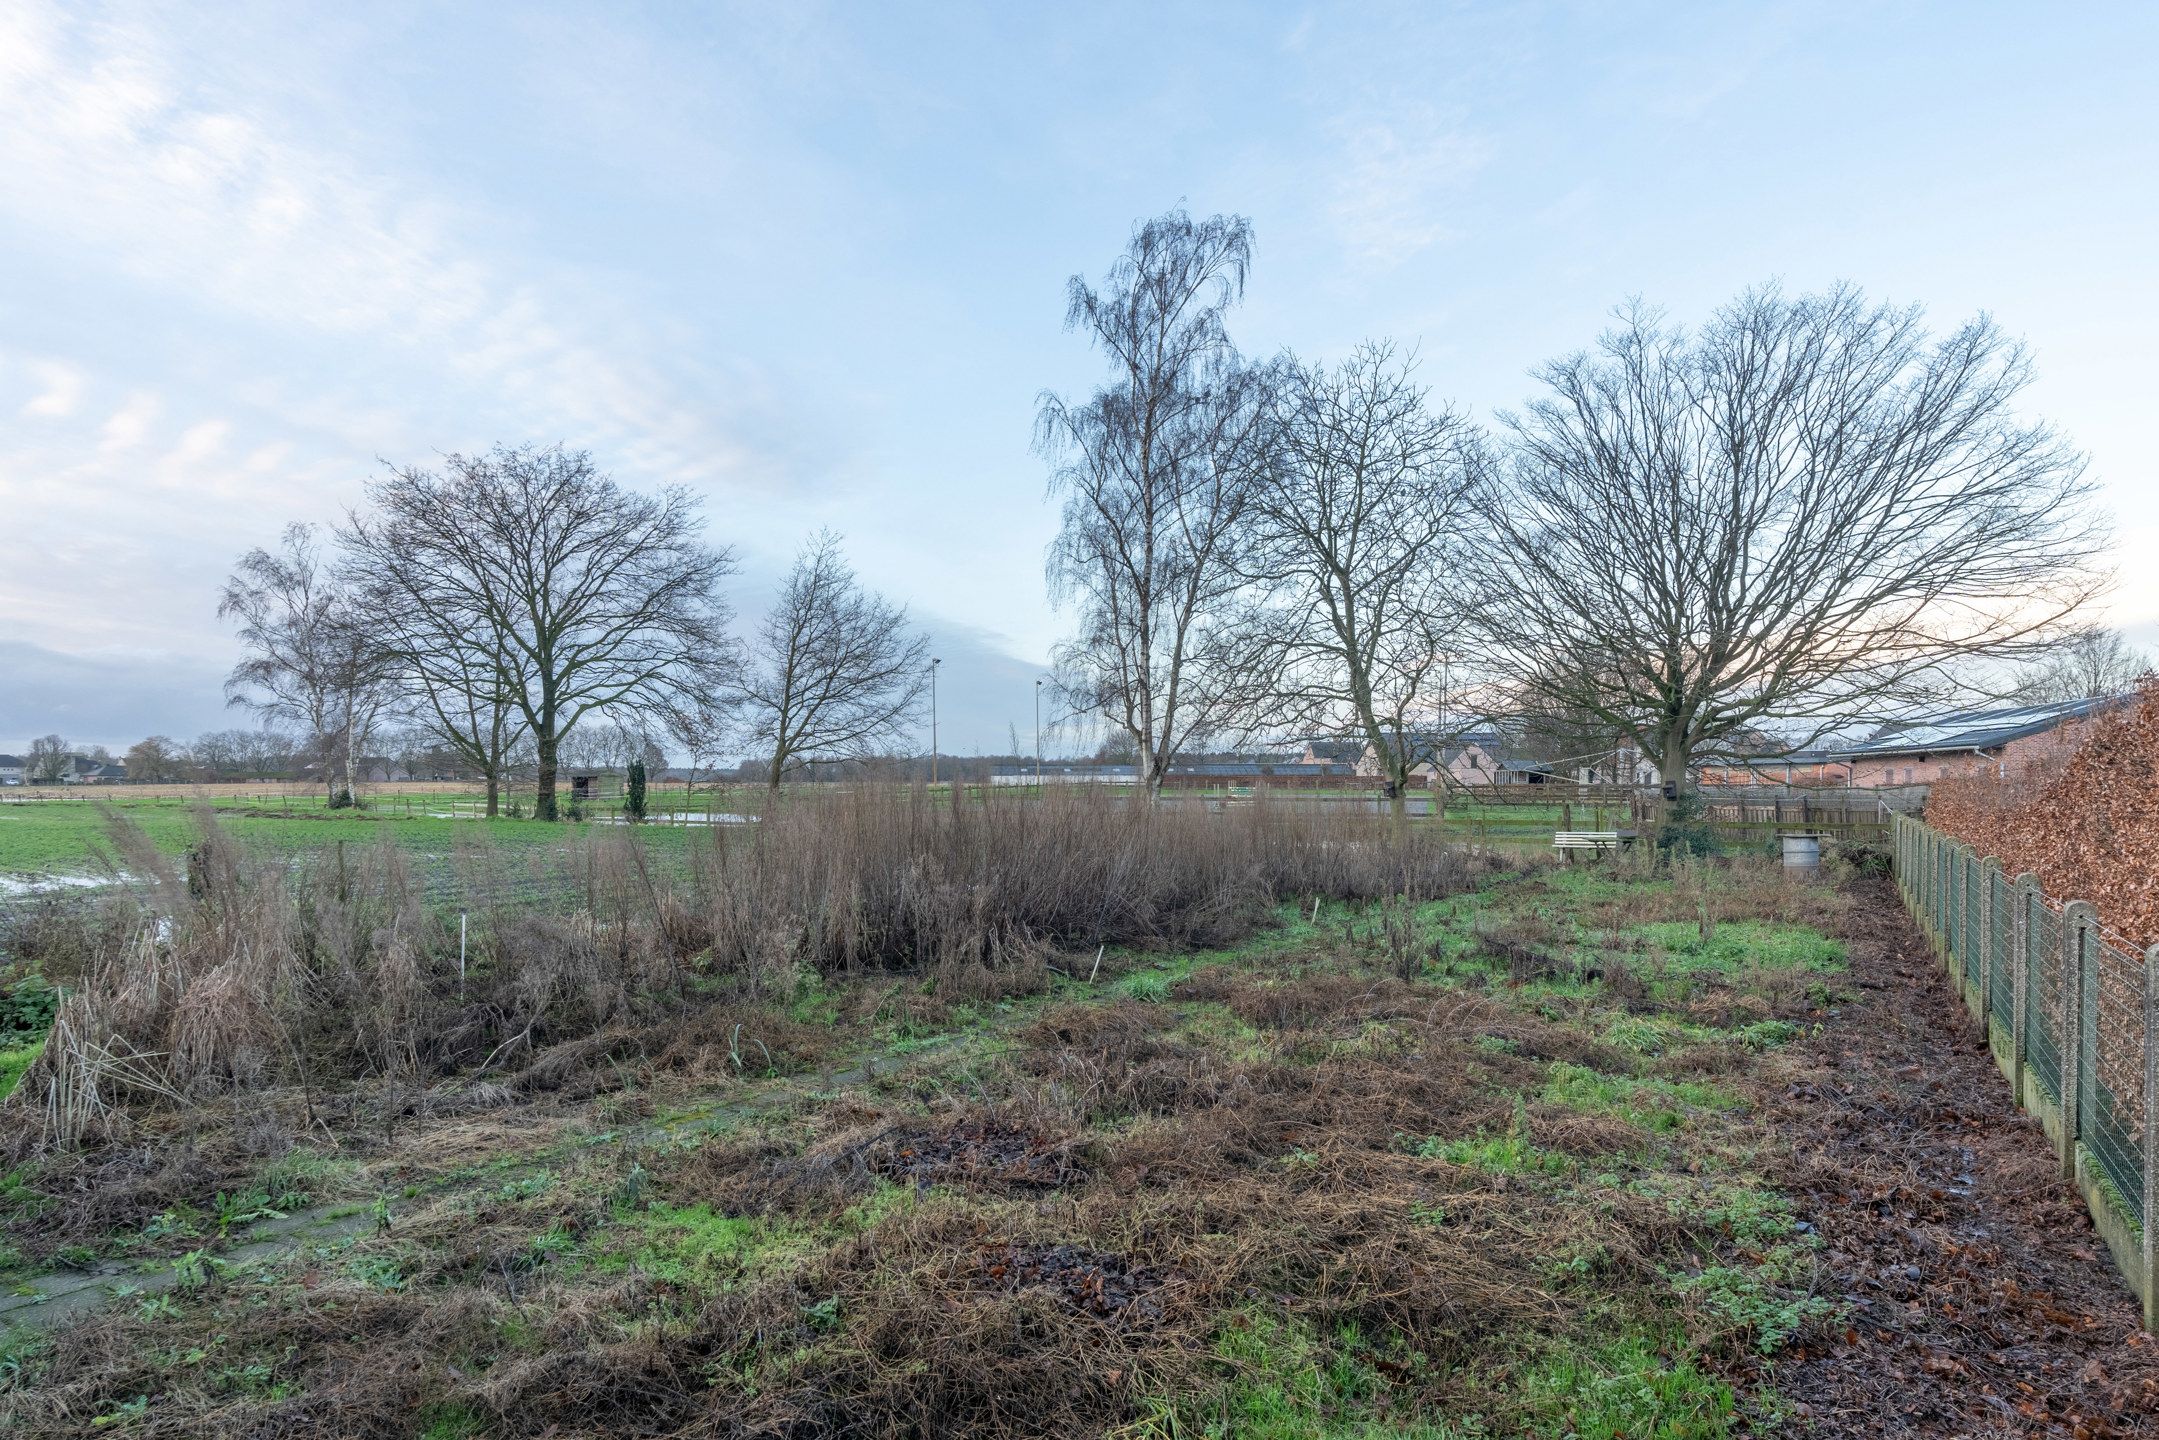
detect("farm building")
(1696, 696), (2123, 789)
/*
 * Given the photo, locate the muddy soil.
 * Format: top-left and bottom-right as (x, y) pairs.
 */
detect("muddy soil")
(1770, 875), (2159, 1436)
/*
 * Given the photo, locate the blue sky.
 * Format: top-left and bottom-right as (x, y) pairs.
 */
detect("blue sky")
(3, 1), (2154, 756)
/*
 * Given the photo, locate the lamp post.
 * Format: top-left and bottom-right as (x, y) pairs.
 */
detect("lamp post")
(1034, 678), (1043, 790)
(930, 657), (941, 788)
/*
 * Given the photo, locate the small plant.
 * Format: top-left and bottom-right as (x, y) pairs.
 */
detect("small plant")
(90, 1395), (151, 1428)
(1118, 970), (1173, 1003)
(141, 1210), (198, 1244)
(171, 1249), (216, 1291)
(617, 1159), (651, 1210)
(626, 758), (648, 822)
(347, 1253), (408, 1291)
(136, 1293), (183, 1322)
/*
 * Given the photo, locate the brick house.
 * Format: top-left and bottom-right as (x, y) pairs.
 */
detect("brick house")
(1697, 696), (2121, 789)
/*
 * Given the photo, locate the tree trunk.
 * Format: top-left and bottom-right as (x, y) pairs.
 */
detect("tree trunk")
(1659, 722), (1692, 793)
(483, 770), (499, 818)
(535, 729), (559, 821)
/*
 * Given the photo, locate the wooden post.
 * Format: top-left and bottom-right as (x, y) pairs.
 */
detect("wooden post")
(2062, 900), (2097, 1181)
(2143, 942), (2158, 1330)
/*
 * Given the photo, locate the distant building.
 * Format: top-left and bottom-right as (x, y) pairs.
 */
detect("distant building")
(988, 758), (1357, 786)
(0, 754), (23, 785)
(1696, 697), (2121, 789)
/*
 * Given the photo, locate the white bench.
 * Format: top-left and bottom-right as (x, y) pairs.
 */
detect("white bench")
(1552, 830), (1638, 861)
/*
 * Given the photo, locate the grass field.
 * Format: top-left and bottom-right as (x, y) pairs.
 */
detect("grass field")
(0, 795), (728, 878)
(0, 785), (1600, 878)
(0, 835), (1862, 1436)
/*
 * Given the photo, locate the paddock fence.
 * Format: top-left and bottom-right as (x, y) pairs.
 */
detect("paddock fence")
(1892, 811), (2158, 1327)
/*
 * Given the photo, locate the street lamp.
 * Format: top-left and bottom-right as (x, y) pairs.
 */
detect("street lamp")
(930, 658), (941, 788)
(1034, 678), (1044, 789)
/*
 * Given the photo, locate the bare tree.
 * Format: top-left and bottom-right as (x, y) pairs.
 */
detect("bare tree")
(342, 492), (531, 816)
(2006, 625), (2150, 704)
(720, 531), (930, 794)
(1039, 209), (1284, 799)
(354, 445), (737, 820)
(219, 524), (393, 803)
(26, 734), (68, 785)
(1474, 285), (2106, 792)
(1244, 341), (1490, 812)
(124, 735), (188, 783)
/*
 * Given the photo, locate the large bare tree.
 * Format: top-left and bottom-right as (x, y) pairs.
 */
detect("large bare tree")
(1039, 209), (1283, 799)
(1245, 341), (1489, 811)
(219, 524), (394, 803)
(342, 497), (531, 816)
(719, 531), (930, 793)
(1474, 285), (2106, 790)
(353, 445), (736, 820)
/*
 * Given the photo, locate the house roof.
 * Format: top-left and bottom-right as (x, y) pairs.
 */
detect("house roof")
(1728, 696), (2122, 765)
(1845, 696), (2119, 758)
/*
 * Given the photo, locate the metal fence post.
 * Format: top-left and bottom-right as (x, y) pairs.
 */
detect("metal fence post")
(1979, 858), (2004, 1024)
(1953, 845), (1967, 983)
(2013, 873), (2039, 1102)
(2062, 900), (2097, 1182)
(2144, 942), (2159, 1330)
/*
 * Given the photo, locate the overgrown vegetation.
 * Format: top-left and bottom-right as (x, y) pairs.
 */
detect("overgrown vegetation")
(0, 804), (1852, 1437)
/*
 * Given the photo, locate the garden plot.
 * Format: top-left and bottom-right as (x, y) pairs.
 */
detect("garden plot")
(1, 796), (2149, 1436)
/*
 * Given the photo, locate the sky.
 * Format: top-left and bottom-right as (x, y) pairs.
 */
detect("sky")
(2, 0), (2155, 759)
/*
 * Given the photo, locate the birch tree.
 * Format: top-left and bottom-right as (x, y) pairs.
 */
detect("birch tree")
(219, 524), (392, 803)
(1475, 285), (2106, 791)
(1039, 209), (1283, 798)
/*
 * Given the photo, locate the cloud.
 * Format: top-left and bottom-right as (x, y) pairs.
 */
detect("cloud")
(19, 359), (85, 418)
(1327, 106), (1491, 268)
(96, 391), (161, 451)
(0, 0), (760, 491)
(0, 640), (233, 751)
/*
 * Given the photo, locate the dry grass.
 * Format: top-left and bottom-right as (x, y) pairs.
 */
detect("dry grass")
(1, 791), (1491, 1154)
(0, 830), (1864, 1438)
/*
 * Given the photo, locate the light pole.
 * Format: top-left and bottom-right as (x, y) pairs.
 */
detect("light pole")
(930, 657), (941, 788)
(1034, 678), (1043, 790)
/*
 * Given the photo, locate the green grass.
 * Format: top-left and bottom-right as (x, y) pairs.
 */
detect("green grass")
(0, 798), (714, 876)
(1418, 1128), (1573, 1177)
(1633, 920), (1844, 974)
(1540, 1062), (1742, 1131)
(1515, 1327), (1739, 1438)
(0, 1043), (39, 1102)
(1174, 1311), (1458, 1440)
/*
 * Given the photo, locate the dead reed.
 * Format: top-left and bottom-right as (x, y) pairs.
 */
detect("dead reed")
(2, 790), (1492, 1149)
